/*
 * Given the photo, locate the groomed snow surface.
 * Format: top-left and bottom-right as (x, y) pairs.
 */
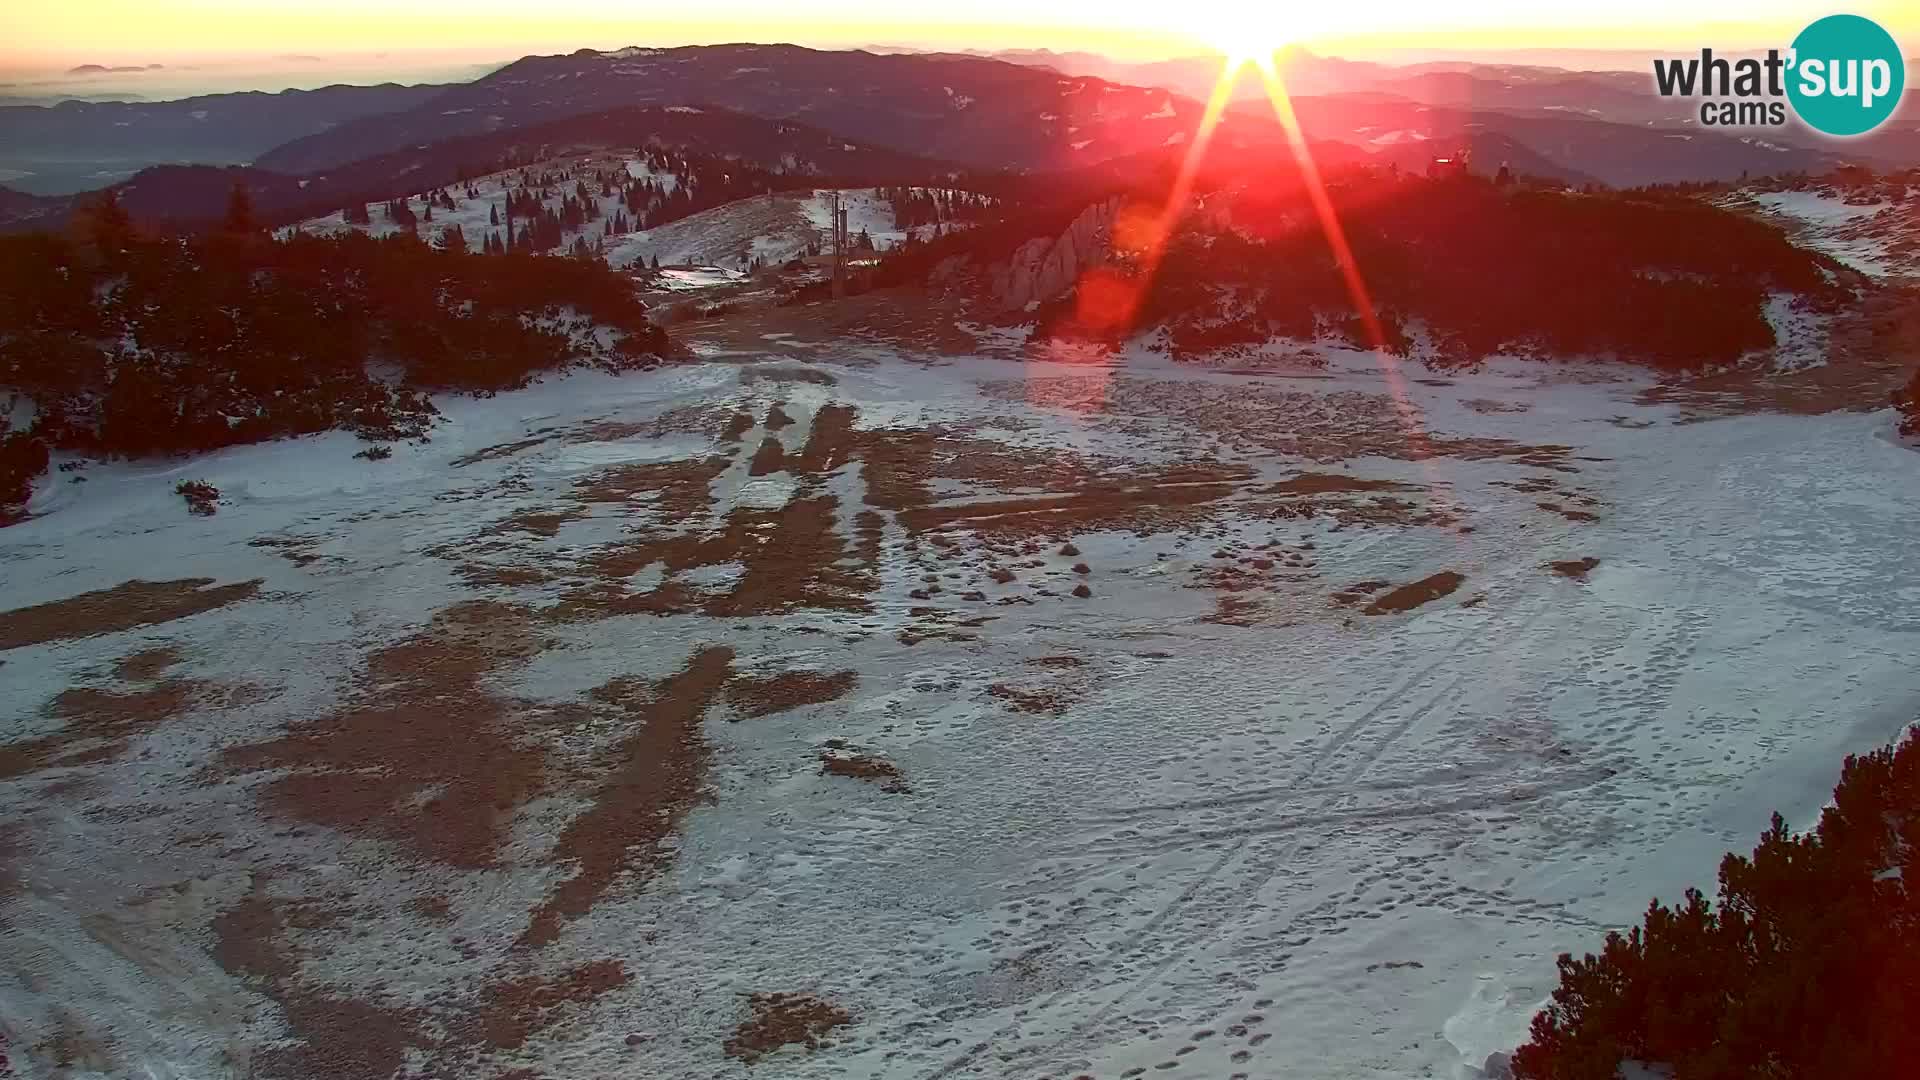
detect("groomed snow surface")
(3, 346), (1918, 1080)
(294, 155), (943, 277)
(1744, 189), (1917, 280)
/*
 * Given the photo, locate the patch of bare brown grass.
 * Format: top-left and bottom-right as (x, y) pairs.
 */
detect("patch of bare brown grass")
(519, 646), (735, 948)
(726, 670), (858, 719)
(1362, 572), (1467, 615)
(0, 578), (262, 650)
(1550, 557), (1601, 581)
(0, 645), (252, 780)
(724, 993), (853, 1064)
(461, 960), (630, 1051)
(221, 600), (548, 868)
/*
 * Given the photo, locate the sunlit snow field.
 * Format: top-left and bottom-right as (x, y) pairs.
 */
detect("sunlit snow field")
(4, 338), (1917, 1080)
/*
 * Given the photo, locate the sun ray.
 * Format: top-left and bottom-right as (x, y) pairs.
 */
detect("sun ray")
(1064, 52), (1248, 341)
(1248, 52), (1435, 459)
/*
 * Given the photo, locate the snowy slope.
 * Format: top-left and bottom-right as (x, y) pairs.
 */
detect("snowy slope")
(291, 152), (692, 256)
(3, 345), (1918, 1080)
(602, 187), (941, 271)
(1739, 188), (1919, 279)
(296, 171), (950, 275)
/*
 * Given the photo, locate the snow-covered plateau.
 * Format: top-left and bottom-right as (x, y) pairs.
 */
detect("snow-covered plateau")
(2, 344), (1917, 1080)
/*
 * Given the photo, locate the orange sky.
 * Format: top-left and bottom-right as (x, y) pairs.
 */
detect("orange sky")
(3, 0), (1916, 67)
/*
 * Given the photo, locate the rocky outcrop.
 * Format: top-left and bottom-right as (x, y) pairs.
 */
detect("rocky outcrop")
(988, 196), (1122, 311)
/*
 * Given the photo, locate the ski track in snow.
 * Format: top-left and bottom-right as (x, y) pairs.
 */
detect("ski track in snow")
(2, 348), (1918, 1080)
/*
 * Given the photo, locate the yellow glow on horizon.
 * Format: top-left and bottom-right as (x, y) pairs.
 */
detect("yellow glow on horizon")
(1184, 3), (1295, 66)
(5, 0), (1917, 68)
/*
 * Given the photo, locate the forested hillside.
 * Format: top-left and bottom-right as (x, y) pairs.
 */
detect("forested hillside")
(1514, 726), (1920, 1079)
(0, 200), (672, 510)
(1016, 172), (1856, 369)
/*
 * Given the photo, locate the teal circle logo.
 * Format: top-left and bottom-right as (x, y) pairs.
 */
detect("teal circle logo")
(1787, 14), (1905, 136)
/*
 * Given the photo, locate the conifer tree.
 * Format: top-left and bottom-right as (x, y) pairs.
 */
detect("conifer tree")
(222, 183), (258, 235)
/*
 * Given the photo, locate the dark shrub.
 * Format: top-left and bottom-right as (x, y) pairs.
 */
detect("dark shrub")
(175, 480), (219, 516)
(0, 432), (49, 508)
(1514, 725), (1920, 1079)
(1896, 367), (1919, 437)
(0, 228), (671, 460)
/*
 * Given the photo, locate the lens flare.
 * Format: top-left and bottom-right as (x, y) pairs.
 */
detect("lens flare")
(1042, 44), (1443, 482)
(1247, 54), (1433, 457)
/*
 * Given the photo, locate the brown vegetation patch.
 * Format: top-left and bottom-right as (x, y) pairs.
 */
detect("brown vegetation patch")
(988, 683), (1075, 716)
(498, 507), (589, 538)
(461, 960), (630, 1051)
(213, 879), (426, 1080)
(454, 562), (556, 589)
(894, 606), (996, 646)
(790, 403), (859, 474)
(1029, 655), (1084, 669)
(765, 405), (794, 430)
(175, 480), (220, 516)
(923, 435), (1112, 495)
(1551, 557), (1601, 581)
(1204, 593), (1267, 626)
(726, 670), (858, 719)
(744, 365), (839, 386)
(216, 879), (625, 1079)
(1537, 501), (1601, 523)
(748, 436), (788, 476)
(1462, 397), (1532, 414)
(1248, 490), (1454, 529)
(0, 577), (262, 651)
(561, 403), (762, 447)
(724, 993), (853, 1064)
(715, 495), (872, 615)
(519, 646), (735, 948)
(574, 457), (727, 516)
(1191, 559), (1276, 593)
(1492, 476), (1560, 495)
(0, 823), (26, 901)
(820, 742), (909, 793)
(1637, 286), (1920, 418)
(112, 644), (184, 681)
(10, 684), (194, 776)
(856, 428), (936, 511)
(550, 491), (874, 621)
(1362, 572), (1467, 615)
(248, 534), (327, 568)
(452, 435), (552, 468)
(262, 994), (424, 1080)
(982, 375), (1580, 467)
(897, 463), (1249, 537)
(222, 600), (548, 868)
(1266, 472), (1415, 496)
(0, 646), (248, 780)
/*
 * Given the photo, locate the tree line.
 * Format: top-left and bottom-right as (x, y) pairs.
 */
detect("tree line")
(1029, 171), (1854, 371)
(333, 148), (802, 260)
(1514, 724), (1920, 1079)
(1, 195), (672, 510)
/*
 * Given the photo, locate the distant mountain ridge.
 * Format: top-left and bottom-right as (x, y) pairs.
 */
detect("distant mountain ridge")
(256, 44), (1202, 176)
(66, 63), (166, 75)
(3, 42), (1905, 225)
(0, 104), (970, 233)
(0, 82), (451, 194)
(985, 46), (1920, 170)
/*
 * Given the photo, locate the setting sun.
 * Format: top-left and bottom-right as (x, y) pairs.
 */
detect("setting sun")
(1187, 2), (1295, 66)
(2, 2), (1918, 1079)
